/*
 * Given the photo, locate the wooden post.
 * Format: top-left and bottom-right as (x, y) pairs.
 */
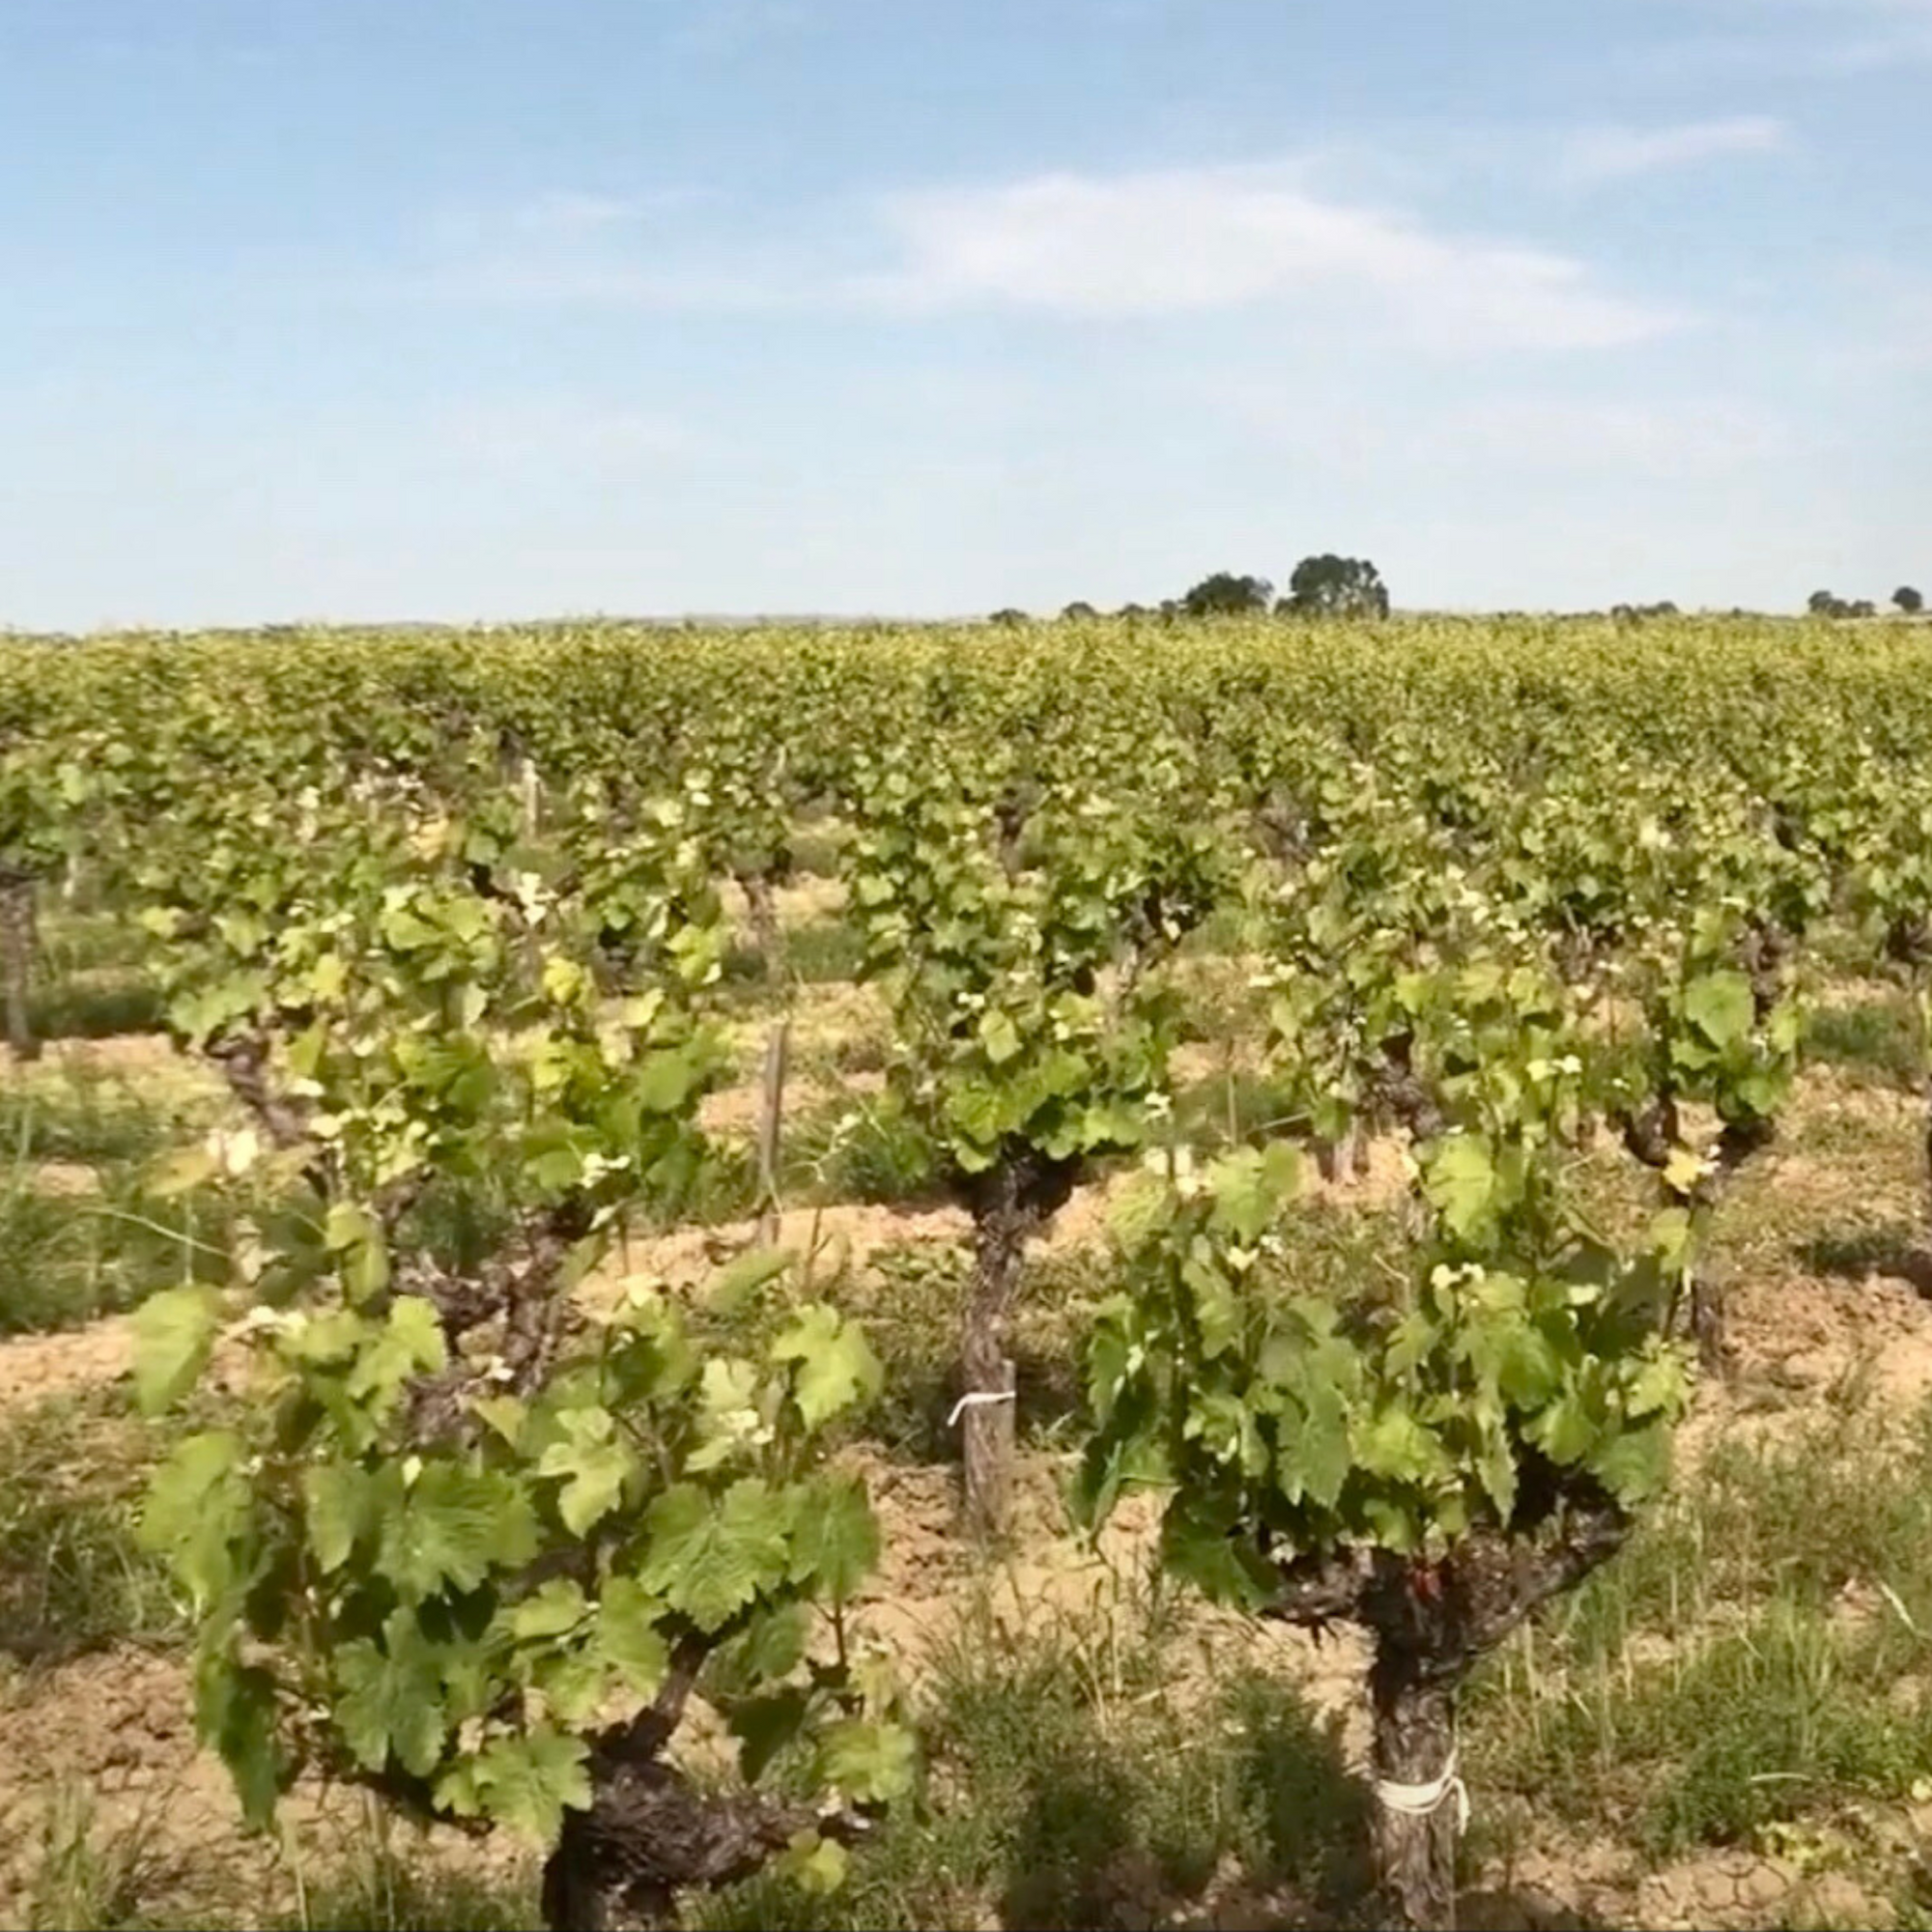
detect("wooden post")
(755, 1018), (789, 1247)
(959, 1355), (1017, 1547)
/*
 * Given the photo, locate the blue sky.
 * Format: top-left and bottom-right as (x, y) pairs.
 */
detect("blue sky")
(1, 0), (1926, 628)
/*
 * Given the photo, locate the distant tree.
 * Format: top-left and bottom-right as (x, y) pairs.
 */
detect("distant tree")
(1179, 571), (1273, 618)
(1807, 588), (1845, 617)
(1850, 599), (1878, 619)
(1117, 602), (1151, 619)
(988, 607), (1030, 628)
(1060, 600), (1098, 620)
(1282, 554), (1390, 618)
(1895, 585), (1924, 615)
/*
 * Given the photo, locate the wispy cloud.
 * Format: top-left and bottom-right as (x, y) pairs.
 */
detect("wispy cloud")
(429, 398), (698, 467)
(1809, 261), (1932, 372)
(854, 161), (1689, 350)
(432, 188), (713, 249)
(1636, 0), (1932, 72)
(1182, 375), (1782, 481)
(1559, 114), (1786, 185)
(392, 159), (1689, 354)
(664, 0), (821, 57)
(1422, 395), (1785, 474)
(85, 33), (279, 70)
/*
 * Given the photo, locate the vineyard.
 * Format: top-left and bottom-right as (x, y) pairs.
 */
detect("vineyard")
(7, 612), (1932, 1930)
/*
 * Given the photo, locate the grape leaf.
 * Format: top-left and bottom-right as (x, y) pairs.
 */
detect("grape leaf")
(536, 1406), (639, 1537)
(511, 1579), (589, 1641)
(770, 1306), (883, 1432)
(469, 1729), (592, 1846)
(638, 1480), (792, 1633)
(1683, 971), (1754, 1050)
(346, 1297), (444, 1405)
(785, 1473), (879, 1602)
(1423, 1135), (1497, 1243)
(140, 1431), (248, 1609)
(596, 1577), (670, 1696)
(194, 1651), (285, 1830)
(812, 1719), (920, 1804)
(377, 1463), (536, 1603)
(335, 1610), (451, 1777)
(132, 1284), (222, 1417)
(303, 1461), (373, 1574)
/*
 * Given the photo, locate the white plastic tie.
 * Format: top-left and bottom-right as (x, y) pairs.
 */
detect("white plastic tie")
(948, 1389), (1017, 1429)
(1373, 1745), (1470, 1833)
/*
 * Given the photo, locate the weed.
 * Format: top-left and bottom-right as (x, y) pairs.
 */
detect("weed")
(697, 1583), (1367, 1932)
(1805, 996), (1921, 1088)
(1469, 1397), (1932, 1862)
(0, 1165), (242, 1336)
(29, 978), (165, 1044)
(781, 920), (867, 988)
(16, 1783), (182, 1932)
(785, 1094), (941, 1208)
(0, 1392), (184, 1662)
(0, 1078), (189, 1168)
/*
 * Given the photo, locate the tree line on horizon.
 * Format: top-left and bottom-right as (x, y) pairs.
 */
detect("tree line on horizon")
(990, 554), (1392, 627)
(986, 566), (1926, 627)
(1809, 585), (1922, 619)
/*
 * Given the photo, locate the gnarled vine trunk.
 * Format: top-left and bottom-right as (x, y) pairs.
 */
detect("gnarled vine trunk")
(957, 1151), (1080, 1543)
(539, 1755), (822, 1931)
(1619, 1095), (1776, 1379)
(1368, 1654), (1462, 1931)
(1265, 1480), (1629, 1930)
(735, 868), (781, 976)
(533, 1645), (875, 1932)
(0, 863), (39, 1064)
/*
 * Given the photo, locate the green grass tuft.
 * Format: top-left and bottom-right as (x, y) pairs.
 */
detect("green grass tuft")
(0, 1392), (184, 1664)
(1805, 996), (1921, 1087)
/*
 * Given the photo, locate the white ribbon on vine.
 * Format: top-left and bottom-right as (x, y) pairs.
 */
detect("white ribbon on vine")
(1373, 1744), (1471, 1833)
(947, 1389), (1017, 1428)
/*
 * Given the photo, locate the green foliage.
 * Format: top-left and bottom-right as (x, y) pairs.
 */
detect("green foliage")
(844, 759), (1227, 1188)
(1081, 884), (1705, 1624)
(137, 1233), (909, 1848)
(121, 765), (913, 1880)
(19, 608), (1932, 1916)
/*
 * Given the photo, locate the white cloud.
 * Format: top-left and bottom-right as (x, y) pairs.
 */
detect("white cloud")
(1420, 396), (1786, 474)
(397, 159), (1689, 353)
(1559, 115), (1786, 185)
(505, 193), (642, 237)
(429, 398), (697, 466)
(853, 162), (1688, 350)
